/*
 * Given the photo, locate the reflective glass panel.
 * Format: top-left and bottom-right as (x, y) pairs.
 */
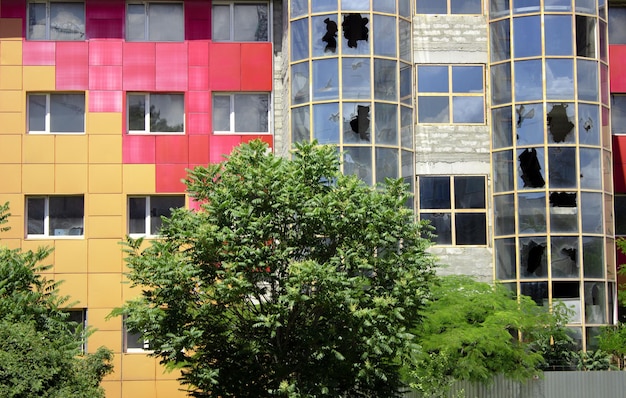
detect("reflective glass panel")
(400, 106), (413, 148)
(576, 0), (596, 14)
(453, 97), (484, 123)
(127, 4), (146, 41)
(418, 65), (448, 92)
(399, 20), (411, 61)
(418, 96), (449, 123)
(452, 66), (483, 93)
(615, 195), (626, 235)
(373, 1), (395, 14)
(491, 62), (512, 105)
(344, 146), (372, 185)
(494, 195), (515, 235)
(149, 196), (184, 235)
(374, 59), (397, 101)
(546, 59), (574, 100)
(28, 3), (46, 40)
(545, 15), (573, 56)
(492, 106), (514, 149)
(28, 95), (46, 132)
(518, 192), (546, 234)
(516, 103), (544, 146)
(399, 0), (411, 17)
(375, 102), (397, 145)
(583, 236), (605, 278)
(581, 192), (603, 233)
(415, 0), (446, 14)
(400, 64), (412, 105)
(551, 237), (579, 278)
(313, 58), (339, 100)
(342, 58), (371, 99)
(341, 0), (367, 11)
(291, 0), (308, 18)
(149, 3), (183, 41)
(576, 15), (596, 58)
(490, 20), (511, 62)
(580, 148), (602, 189)
(577, 59), (598, 102)
(292, 105), (310, 143)
(545, 0), (572, 12)
(292, 62), (310, 104)
(419, 176), (450, 209)
(49, 196), (84, 235)
(548, 147), (577, 189)
(375, 147), (398, 183)
(451, 0), (481, 14)
(454, 177), (485, 208)
(456, 214), (487, 245)
(128, 95), (146, 131)
(374, 15), (396, 57)
(212, 96), (230, 132)
(129, 197), (146, 234)
(600, 20), (607, 62)
(514, 60), (542, 102)
(27, 198), (45, 235)
(513, 0), (540, 14)
(520, 282), (549, 305)
(50, 94), (84, 133)
(343, 102), (371, 143)
(421, 213), (452, 244)
(312, 0), (336, 13)
(496, 238), (517, 279)
(520, 237), (548, 279)
(513, 16), (541, 57)
(150, 94), (184, 133)
(578, 103), (600, 145)
(50, 2), (85, 41)
(313, 102), (340, 144)
(291, 18), (309, 61)
(490, 0), (510, 18)
(585, 283), (606, 324)
(609, 7), (626, 44)
(494, 150), (514, 192)
(234, 94), (268, 133)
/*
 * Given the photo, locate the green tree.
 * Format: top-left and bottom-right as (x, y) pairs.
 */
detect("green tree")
(408, 275), (571, 398)
(0, 202), (113, 398)
(115, 140), (437, 397)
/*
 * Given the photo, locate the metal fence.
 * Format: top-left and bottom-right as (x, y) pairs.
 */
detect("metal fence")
(404, 371), (626, 398)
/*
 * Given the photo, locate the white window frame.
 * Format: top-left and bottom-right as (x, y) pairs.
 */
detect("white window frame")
(212, 92), (271, 134)
(127, 195), (186, 237)
(126, 93), (185, 135)
(27, 0), (86, 41)
(211, 2), (271, 42)
(27, 93), (86, 134)
(125, 1), (184, 42)
(123, 317), (152, 353)
(26, 196), (85, 239)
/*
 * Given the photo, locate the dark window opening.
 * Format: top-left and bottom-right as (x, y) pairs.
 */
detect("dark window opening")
(322, 17), (338, 53)
(547, 103), (574, 142)
(518, 148), (545, 188)
(342, 13), (369, 48)
(349, 105), (370, 141)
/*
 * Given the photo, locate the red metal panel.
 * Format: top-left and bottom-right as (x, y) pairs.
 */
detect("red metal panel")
(610, 45), (626, 93)
(89, 65), (122, 90)
(1, 0), (25, 19)
(155, 42), (188, 91)
(89, 41), (123, 65)
(209, 135), (241, 163)
(155, 135), (189, 164)
(89, 90), (123, 113)
(23, 41), (55, 65)
(189, 66), (210, 90)
(56, 42), (89, 89)
(188, 135), (210, 165)
(613, 136), (626, 193)
(240, 43), (273, 91)
(123, 42), (156, 91)
(188, 91), (210, 113)
(209, 43), (241, 91)
(185, 1), (211, 40)
(87, 18), (123, 39)
(188, 41), (209, 66)
(241, 134), (274, 149)
(187, 113), (210, 135)
(155, 164), (187, 193)
(122, 134), (156, 164)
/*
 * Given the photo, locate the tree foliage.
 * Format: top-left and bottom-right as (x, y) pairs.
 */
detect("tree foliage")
(0, 202), (114, 398)
(408, 275), (572, 397)
(117, 140), (437, 397)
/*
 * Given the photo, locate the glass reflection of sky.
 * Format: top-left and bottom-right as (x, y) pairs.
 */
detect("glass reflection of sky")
(374, 15), (396, 57)
(492, 106), (513, 148)
(311, 0), (337, 13)
(546, 59), (574, 100)
(516, 103), (544, 146)
(545, 0), (572, 11)
(513, 0), (540, 14)
(313, 102), (340, 144)
(313, 58), (338, 100)
(291, 18), (309, 61)
(577, 59), (598, 102)
(514, 60), (542, 102)
(578, 103), (600, 145)
(580, 148), (602, 189)
(342, 58), (371, 99)
(545, 15), (573, 56)
(514, 16), (541, 58)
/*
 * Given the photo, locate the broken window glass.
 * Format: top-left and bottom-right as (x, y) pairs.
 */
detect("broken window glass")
(291, 18), (309, 61)
(313, 58), (338, 100)
(491, 62), (512, 105)
(547, 103), (575, 143)
(580, 148), (602, 189)
(514, 60), (542, 102)
(291, 105), (310, 143)
(577, 59), (598, 102)
(375, 102), (398, 145)
(342, 58), (370, 98)
(495, 238), (516, 279)
(341, 13), (369, 55)
(518, 192), (546, 234)
(545, 15), (573, 56)
(520, 281), (548, 305)
(492, 106), (513, 149)
(578, 103), (599, 145)
(583, 236), (604, 278)
(520, 237), (548, 279)
(313, 15), (338, 56)
(375, 147), (398, 184)
(494, 150), (514, 192)
(343, 102), (370, 143)
(551, 237), (579, 278)
(516, 103), (543, 145)
(313, 102), (340, 144)
(490, 19), (510, 62)
(490, 0), (510, 18)
(553, 281), (582, 324)
(421, 213), (452, 244)
(581, 192), (602, 234)
(545, 0), (572, 12)
(292, 62), (309, 104)
(548, 147), (577, 188)
(576, 15), (596, 58)
(401, 106), (413, 148)
(374, 15), (396, 57)
(550, 192), (578, 233)
(343, 146), (372, 185)
(576, 0), (596, 14)
(311, 0), (336, 13)
(585, 282), (606, 323)
(451, 0), (481, 14)
(513, 0), (540, 14)
(513, 16), (541, 57)
(546, 59), (574, 100)
(374, 59), (397, 101)
(494, 194), (515, 235)
(518, 147), (545, 188)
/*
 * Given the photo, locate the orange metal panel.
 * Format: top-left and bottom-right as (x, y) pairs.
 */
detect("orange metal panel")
(55, 164), (88, 193)
(87, 272), (122, 307)
(23, 134), (55, 163)
(0, 134), (22, 163)
(22, 164), (54, 193)
(122, 164), (156, 193)
(85, 215), (123, 239)
(0, 66), (22, 90)
(121, 355), (157, 381)
(86, 112), (123, 135)
(88, 193), (123, 216)
(57, 273), (88, 305)
(88, 238), (123, 273)
(88, 307), (122, 331)
(54, 239), (88, 274)
(23, 66), (55, 91)
(0, 41), (22, 65)
(88, 164), (122, 193)
(55, 135), (88, 163)
(121, 381), (157, 398)
(89, 135), (122, 163)
(0, 112), (25, 134)
(0, 90), (22, 112)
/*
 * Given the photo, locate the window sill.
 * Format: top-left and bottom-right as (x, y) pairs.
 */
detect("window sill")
(212, 131), (271, 135)
(127, 131), (186, 135)
(28, 131), (86, 135)
(26, 235), (84, 240)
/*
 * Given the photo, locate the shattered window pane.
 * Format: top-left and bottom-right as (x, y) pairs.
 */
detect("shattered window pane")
(419, 177), (451, 209)
(577, 59), (598, 102)
(291, 105), (310, 143)
(374, 59), (397, 101)
(374, 15), (396, 57)
(518, 147), (545, 189)
(421, 213), (452, 244)
(585, 282), (606, 324)
(513, 16), (541, 57)
(550, 191), (578, 233)
(520, 237), (548, 279)
(547, 103), (575, 143)
(313, 15), (338, 56)
(546, 59), (574, 100)
(580, 148), (602, 189)
(494, 150), (514, 192)
(576, 15), (596, 57)
(490, 19), (511, 62)
(341, 13), (370, 55)
(343, 146), (372, 185)
(343, 102), (371, 143)
(292, 61), (310, 105)
(312, 102), (340, 144)
(578, 103), (600, 145)
(551, 237), (579, 278)
(520, 281), (549, 305)
(491, 62), (512, 105)
(581, 192), (603, 234)
(342, 58), (371, 99)
(313, 58), (338, 100)
(495, 238), (516, 280)
(545, 15), (573, 56)
(494, 194), (515, 236)
(492, 106), (513, 149)
(518, 192), (546, 234)
(516, 103), (543, 146)
(548, 147), (577, 188)
(553, 281), (581, 324)
(514, 60), (542, 102)
(375, 147), (398, 184)
(375, 102), (398, 145)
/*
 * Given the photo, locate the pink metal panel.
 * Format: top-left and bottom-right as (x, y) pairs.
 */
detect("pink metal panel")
(89, 41), (123, 66)
(89, 90), (123, 113)
(155, 164), (187, 193)
(209, 135), (241, 163)
(188, 135), (210, 165)
(23, 41), (55, 65)
(209, 43), (241, 91)
(188, 66), (210, 90)
(187, 113), (210, 135)
(188, 91), (210, 113)
(188, 41), (210, 66)
(122, 135), (156, 164)
(185, 1), (211, 40)
(155, 43), (188, 91)
(89, 65), (122, 90)
(56, 42), (89, 89)
(240, 43), (273, 91)
(123, 43), (156, 91)
(155, 135), (189, 164)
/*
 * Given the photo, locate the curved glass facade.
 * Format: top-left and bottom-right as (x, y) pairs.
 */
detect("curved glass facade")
(289, 0), (414, 194)
(490, 0), (614, 349)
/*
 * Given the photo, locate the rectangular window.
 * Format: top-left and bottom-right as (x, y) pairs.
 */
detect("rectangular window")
(417, 176), (487, 246)
(612, 95), (626, 135)
(416, 0), (482, 14)
(615, 195), (626, 236)
(128, 195), (185, 236)
(26, 196), (84, 238)
(123, 316), (151, 353)
(212, 2), (269, 41)
(416, 65), (485, 124)
(126, 2), (183, 41)
(127, 93), (185, 134)
(28, 1), (85, 40)
(27, 93), (85, 134)
(65, 308), (87, 353)
(212, 93), (270, 134)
